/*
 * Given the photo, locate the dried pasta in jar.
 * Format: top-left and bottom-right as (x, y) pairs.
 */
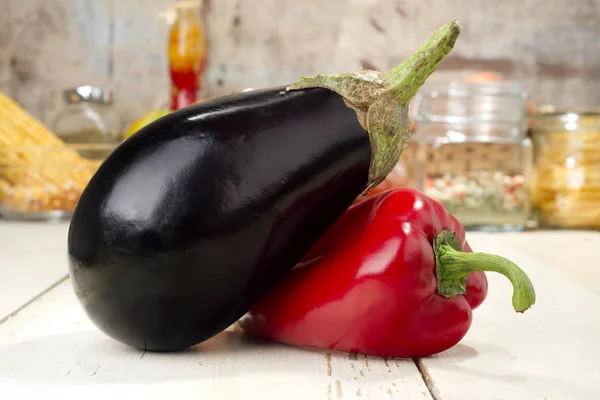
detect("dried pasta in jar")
(532, 112), (600, 229)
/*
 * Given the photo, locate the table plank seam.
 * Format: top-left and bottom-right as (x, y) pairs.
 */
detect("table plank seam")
(0, 274), (68, 326)
(414, 358), (442, 400)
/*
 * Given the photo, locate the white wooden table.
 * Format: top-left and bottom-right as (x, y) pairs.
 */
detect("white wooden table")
(1, 221), (599, 400)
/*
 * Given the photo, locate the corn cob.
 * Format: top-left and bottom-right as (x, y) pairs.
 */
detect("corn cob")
(0, 90), (104, 214)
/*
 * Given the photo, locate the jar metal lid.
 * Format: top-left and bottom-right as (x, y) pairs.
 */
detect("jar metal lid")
(63, 86), (113, 104)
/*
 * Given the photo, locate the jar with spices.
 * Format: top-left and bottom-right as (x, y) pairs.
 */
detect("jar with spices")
(531, 112), (600, 229)
(407, 81), (532, 231)
(51, 85), (122, 158)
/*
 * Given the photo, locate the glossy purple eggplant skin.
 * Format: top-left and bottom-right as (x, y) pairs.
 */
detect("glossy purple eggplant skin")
(67, 86), (370, 351)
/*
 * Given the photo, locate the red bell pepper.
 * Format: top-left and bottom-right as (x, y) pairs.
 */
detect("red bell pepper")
(240, 188), (535, 358)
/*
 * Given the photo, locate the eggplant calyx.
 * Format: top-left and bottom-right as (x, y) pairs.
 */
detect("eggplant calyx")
(285, 20), (462, 192)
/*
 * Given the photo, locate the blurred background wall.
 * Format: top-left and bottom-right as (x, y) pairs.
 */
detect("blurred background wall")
(1, 0), (599, 127)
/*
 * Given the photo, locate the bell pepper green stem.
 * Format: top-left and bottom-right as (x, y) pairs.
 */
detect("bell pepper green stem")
(433, 231), (536, 313)
(383, 19), (461, 104)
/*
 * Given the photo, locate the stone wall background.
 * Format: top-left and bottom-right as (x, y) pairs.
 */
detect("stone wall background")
(1, 0), (599, 129)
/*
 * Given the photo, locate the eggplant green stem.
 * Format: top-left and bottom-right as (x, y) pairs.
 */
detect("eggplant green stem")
(383, 20), (462, 104)
(284, 20), (462, 193)
(433, 231), (536, 313)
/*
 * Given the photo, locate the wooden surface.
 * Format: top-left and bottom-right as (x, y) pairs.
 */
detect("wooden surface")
(0, 221), (598, 399)
(421, 232), (600, 400)
(0, 221), (69, 321)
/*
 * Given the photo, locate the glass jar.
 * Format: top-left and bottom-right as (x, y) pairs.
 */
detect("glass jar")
(531, 112), (600, 229)
(407, 81), (532, 231)
(51, 86), (122, 158)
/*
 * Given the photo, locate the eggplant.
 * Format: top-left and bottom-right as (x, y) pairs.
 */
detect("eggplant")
(67, 21), (461, 351)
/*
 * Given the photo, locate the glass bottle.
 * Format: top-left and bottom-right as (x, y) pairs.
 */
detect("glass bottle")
(168, 0), (207, 111)
(407, 81), (533, 232)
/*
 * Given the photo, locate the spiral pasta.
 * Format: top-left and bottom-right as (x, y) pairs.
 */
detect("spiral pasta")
(532, 128), (600, 229)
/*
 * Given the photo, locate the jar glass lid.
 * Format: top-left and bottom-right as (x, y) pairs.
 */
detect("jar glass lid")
(413, 81), (530, 125)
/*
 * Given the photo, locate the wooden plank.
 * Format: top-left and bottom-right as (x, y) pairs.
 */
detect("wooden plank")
(0, 221), (69, 321)
(419, 233), (600, 400)
(0, 279), (432, 399)
(2, 0), (113, 124)
(111, 0), (171, 123)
